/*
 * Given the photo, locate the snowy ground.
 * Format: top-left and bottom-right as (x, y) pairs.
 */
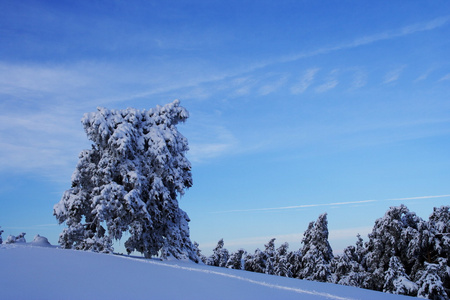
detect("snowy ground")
(0, 243), (415, 300)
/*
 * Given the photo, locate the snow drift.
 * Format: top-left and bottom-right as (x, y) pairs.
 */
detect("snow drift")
(0, 243), (414, 300)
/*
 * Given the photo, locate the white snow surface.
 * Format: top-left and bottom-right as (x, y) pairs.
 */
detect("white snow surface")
(0, 243), (415, 300)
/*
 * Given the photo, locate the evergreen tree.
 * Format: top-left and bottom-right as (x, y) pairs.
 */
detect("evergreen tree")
(355, 233), (365, 263)
(417, 263), (449, 300)
(299, 213), (333, 282)
(383, 256), (418, 296)
(207, 239), (229, 267)
(435, 257), (450, 297)
(363, 205), (421, 291)
(54, 100), (198, 261)
(273, 242), (290, 277)
(264, 238), (276, 275)
(0, 227), (3, 244)
(428, 206), (450, 263)
(330, 244), (367, 288)
(193, 242), (207, 264)
(244, 249), (267, 273)
(226, 249), (246, 269)
(286, 250), (303, 279)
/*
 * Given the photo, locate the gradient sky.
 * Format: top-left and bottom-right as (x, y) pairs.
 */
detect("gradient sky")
(1, 1), (449, 255)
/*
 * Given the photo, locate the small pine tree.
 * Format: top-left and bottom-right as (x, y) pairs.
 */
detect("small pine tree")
(193, 242), (207, 264)
(226, 249), (246, 269)
(274, 242), (291, 277)
(264, 238), (276, 275)
(244, 249), (267, 273)
(206, 239), (229, 267)
(286, 250), (303, 279)
(0, 227), (3, 244)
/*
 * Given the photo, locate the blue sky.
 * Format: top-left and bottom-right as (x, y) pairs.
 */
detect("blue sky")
(1, 1), (450, 255)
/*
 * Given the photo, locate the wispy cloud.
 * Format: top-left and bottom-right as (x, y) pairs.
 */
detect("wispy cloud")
(212, 194), (450, 214)
(315, 69), (339, 93)
(186, 124), (238, 163)
(228, 76), (259, 96)
(2, 15), (449, 177)
(315, 79), (339, 93)
(291, 68), (319, 94)
(351, 69), (368, 89)
(439, 73), (450, 81)
(0, 104), (89, 179)
(279, 16), (450, 65)
(414, 68), (435, 82)
(0, 62), (89, 94)
(111, 15), (450, 103)
(258, 75), (289, 96)
(383, 65), (406, 84)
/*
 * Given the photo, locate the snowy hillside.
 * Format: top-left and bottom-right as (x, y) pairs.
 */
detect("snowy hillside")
(0, 243), (414, 300)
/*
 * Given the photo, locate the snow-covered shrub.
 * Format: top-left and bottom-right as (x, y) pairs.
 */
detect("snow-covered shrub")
(5, 232), (26, 244)
(31, 235), (52, 247)
(54, 100), (198, 261)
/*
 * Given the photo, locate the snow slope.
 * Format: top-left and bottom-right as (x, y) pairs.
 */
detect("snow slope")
(0, 243), (414, 300)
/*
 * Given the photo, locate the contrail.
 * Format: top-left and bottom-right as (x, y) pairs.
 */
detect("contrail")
(213, 194), (450, 214)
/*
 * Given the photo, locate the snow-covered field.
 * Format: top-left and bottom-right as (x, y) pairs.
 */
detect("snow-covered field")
(0, 242), (414, 300)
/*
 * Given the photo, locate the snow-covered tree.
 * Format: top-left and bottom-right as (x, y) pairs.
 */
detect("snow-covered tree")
(417, 263), (448, 300)
(330, 244), (368, 288)
(264, 238), (276, 275)
(428, 206), (450, 262)
(363, 205), (421, 291)
(383, 256), (418, 296)
(355, 233), (365, 263)
(299, 213), (333, 282)
(193, 242), (207, 264)
(207, 239), (229, 267)
(273, 242), (291, 277)
(244, 248), (267, 274)
(0, 227), (3, 244)
(420, 206), (450, 294)
(226, 249), (246, 270)
(286, 250), (303, 278)
(54, 100), (198, 261)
